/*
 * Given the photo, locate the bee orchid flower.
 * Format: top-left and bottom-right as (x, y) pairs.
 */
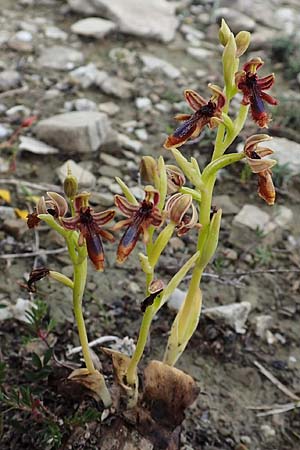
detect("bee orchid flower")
(114, 186), (164, 263)
(61, 192), (115, 271)
(164, 84), (226, 149)
(27, 191), (68, 229)
(244, 134), (277, 205)
(235, 57), (278, 128)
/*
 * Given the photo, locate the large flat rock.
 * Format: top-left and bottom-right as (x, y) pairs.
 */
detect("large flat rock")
(35, 111), (111, 153)
(68, 0), (178, 42)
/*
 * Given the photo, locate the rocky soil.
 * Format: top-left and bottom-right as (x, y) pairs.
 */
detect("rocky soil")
(0, 0), (300, 449)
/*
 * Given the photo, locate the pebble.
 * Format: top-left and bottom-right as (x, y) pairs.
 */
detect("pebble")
(35, 111), (112, 153)
(38, 46), (84, 71)
(0, 157), (10, 173)
(203, 302), (252, 334)
(117, 133), (142, 153)
(100, 153), (123, 168)
(19, 136), (59, 155)
(98, 102), (120, 116)
(90, 191), (114, 207)
(44, 26), (68, 40)
(187, 47), (214, 61)
(135, 97), (152, 111)
(72, 98), (98, 111)
(0, 70), (22, 92)
(56, 159), (96, 188)
(254, 315), (273, 339)
(71, 17), (116, 39)
(0, 124), (12, 139)
(0, 206), (16, 220)
(267, 137), (300, 176)
(134, 128), (148, 141)
(96, 75), (133, 99)
(230, 204), (293, 248)
(140, 54), (181, 79)
(260, 424), (276, 439)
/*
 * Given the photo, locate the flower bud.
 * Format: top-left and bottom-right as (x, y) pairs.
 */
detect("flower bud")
(165, 193), (192, 224)
(140, 156), (158, 184)
(219, 19), (231, 46)
(166, 164), (186, 194)
(222, 33), (238, 89)
(64, 168), (78, 198)
(235, 31), (251, 57)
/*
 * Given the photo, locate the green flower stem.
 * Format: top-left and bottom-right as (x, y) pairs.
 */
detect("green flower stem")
(126, 304), (154, 386)
(73, 258), (95, 373)
(126, 223), (175, 387)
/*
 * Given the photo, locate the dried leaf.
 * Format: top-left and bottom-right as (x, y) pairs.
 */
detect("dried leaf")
(68, 368), (112, 407)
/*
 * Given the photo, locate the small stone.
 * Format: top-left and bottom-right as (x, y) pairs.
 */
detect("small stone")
(167, 288), (186, 312)
(266, 330), (276, 345)
(169, 237), (185, 251)
(56, 160), (96, 188)
(135, 97), (152, 111)
(134, 129), (148, 141)
(96, 75), (133, 99)
(288, 356), (297, 369)
(69, 63), (103, 89)
(0, 70), (22, 92)
(0, 298), (35, 322)
(187, 47), (213, 61)
(90, 191), (114, 207)
(38, 46), (84, 71)
(8, 31), (33, 52)
(71, 17), (116, 38)
(100, 153), (123, 168)
(0, 157), (10, 173)
(2, 218), (28, 239)
(35, 111), (112, 153)
(254, 315), (273, 339)
(73, 98), (98, 111)
(222, 248), (238, 261)
(0, 124), (12, 139)
(267, 137), (300, 176)
(203, 302), (252, 334)
(213, 195), (239, 215)
(44, 26), (68, 40)
(6, 105), (31, 120)
(140, 54), (181, 79)
(118, 133), (142, 153)
(99, 101), (120, 116)
(100, 165), (122, 178)
(19, 136), (59, 155)
(260, 424), (276, 439)
(109, 47), (136, 65)
(109, 183), (122, 194)
(230, 204), (293, 248)
(0, 206), (15, 220)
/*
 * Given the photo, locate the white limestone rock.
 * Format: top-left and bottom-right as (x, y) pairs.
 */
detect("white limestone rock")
(35, 111), (112, 153)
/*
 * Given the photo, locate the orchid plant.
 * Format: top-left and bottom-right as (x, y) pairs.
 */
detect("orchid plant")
(27, 20), (278, 409)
